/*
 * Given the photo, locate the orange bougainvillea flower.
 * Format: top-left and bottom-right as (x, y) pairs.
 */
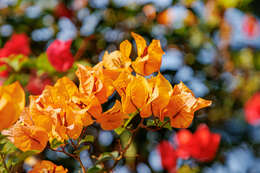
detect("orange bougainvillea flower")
(163, 82), (212, 128)
(29, 160), (68, 173)
(0, 82), (25, 131)
(131, 32), (164, 76)
(2, 122), (48, 152)
(31, 77), (95, 141)
(147, 73), (173, 119)
(103, 40), (132, 80)
(123, 74), (152, 115)
(76, 63), (114, 104)
(96, 100), (128, 130)
(114, 73), (172, 119)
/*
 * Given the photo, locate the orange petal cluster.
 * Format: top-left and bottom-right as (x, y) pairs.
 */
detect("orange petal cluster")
(29, 160), (68, 173)
(0, 33), (212, 154)
(0, 82), (25, 131)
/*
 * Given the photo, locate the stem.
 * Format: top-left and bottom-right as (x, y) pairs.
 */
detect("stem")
(48, 146), (86, 173)
(107, 119), (143, 172)
(74, 35), (95, 61)
(0, 154), (9, 173)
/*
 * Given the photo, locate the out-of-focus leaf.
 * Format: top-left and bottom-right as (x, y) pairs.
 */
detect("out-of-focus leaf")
(79, 135), (95, 145)
(0, 65), (7, 72)
(87, 165), (103, 173)
(146, 119), (172, 130)
(73, 145), (90, 155)
(50, 138), (63, 149)
(177, 165), (199, 173)
(96, 151), (119, 164)
(4, 54), (28, 72)
(114, 127), (125, 135)
(35, 53), (56, 74)
(17, 150), (38, 164)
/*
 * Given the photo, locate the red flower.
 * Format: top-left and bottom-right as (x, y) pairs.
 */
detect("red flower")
(55, 2), (73, 18)
(175, 124), (221, 162)
(245, 92), (260, 125)
(46, 40), (74, 72)
(175, 129), (194, 159)
(157, 141), (177, 172)
(242, 15), (260, 38)
(0, 33), (31, 58)
(0, 33), (31, 77)
(26, 72), (52, 95)
(191, 124), (221, 162)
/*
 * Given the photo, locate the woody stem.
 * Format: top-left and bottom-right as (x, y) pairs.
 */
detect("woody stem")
(47, 145), (86, 173)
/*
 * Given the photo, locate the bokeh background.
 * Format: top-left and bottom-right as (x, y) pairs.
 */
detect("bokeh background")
(1, 0), (260, 172)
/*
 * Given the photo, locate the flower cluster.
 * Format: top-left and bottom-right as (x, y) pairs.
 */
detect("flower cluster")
(0, 33), (212, 171)
(158, 124), (221, 172)
(0, 33), (31, 77)
(245, 92), (260, 125)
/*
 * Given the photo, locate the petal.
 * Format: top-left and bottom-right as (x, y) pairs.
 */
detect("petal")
(0, 82), (25, 130)
(96, 100), (128, 130)
(131, 32), (147, 57)
(120, 40), (132, 58)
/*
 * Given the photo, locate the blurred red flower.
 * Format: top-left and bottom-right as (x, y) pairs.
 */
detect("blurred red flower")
(157, 141), (177, 172)
(176, 124), (221, 162)
(242, 15), (260, 38)
(245, 92), (260, 125)
(46, 40), (74, 72)
(0, 33), (31, 58)
(26, 72), (52, 95)
(0, 33), (31, 77)
(55, 2), (73, 18)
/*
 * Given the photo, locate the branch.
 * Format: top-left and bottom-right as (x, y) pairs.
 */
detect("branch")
(74, 35), (95, 61)
(0, 154), (9, 173)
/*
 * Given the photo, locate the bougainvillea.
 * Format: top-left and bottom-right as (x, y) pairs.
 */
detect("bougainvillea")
(245, 92), (260, 125)
(46, 40), (74, 72)
(0, 33), (213, 172)
(175, 124), (221, 162)
(158, 124), (221, 172)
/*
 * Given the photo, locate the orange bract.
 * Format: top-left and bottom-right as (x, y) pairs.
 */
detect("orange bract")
(103, 40), (132, 80)
(30, 77), (95, 141)
(131, 32), (164, 76)
(163, 82), (212, 128)
(0, 82), (25, 131)
(2, 122), (48, 152)
(96, 100), (128, 130)
(76, 63), (114, 104)
(29, 160), (68, 173)
(148, 73), (173, 120)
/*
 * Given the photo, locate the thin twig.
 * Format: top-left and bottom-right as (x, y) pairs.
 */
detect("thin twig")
(0, 154), (9, 173)
(74, 35), (95, 61)
(47, 145), (86, 173)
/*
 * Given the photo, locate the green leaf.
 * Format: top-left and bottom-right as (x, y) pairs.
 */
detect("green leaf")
(50, 139), (63, 149)
(96, 151), (119, 164)
(17, 150), (39, 164)
(0, 65), (7, 72)
(114, 111), (139, 135)
(177, 165), (199, 173)
(146, 119), (172, 130)
(114, 127), (125, 135)
(87, 165), (103, 173)
(79, 135), (95, 145)
(4, 54), (28, 72)
(73, 145), (90, 155)
(35, 53), (56, 74)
